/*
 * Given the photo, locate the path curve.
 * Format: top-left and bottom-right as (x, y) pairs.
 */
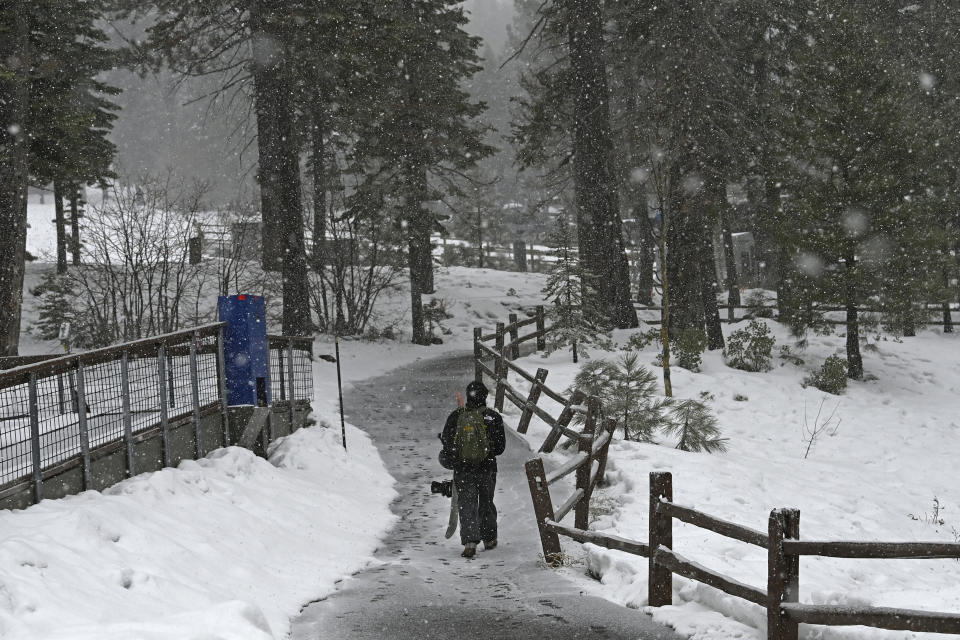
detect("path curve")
(290, 351), (681, 640)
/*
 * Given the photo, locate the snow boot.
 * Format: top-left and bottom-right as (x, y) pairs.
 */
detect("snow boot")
(461, 542), (477, 558)
(483, 539), (497, 551)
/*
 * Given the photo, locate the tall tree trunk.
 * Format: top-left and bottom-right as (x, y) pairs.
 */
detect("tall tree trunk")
(310, 98), (327, 274)
(659, 217), (673, 397)
(631, 183), (655, 305)
(665, 168), (704, 336)
(720, 205), (740, 313)
(54, 181), (68, 274)
(699, 217), (724, 350)
(69, 187), (81, 265)
(566, 0), (637, 329)
(250, 0), (312, 336)
(418, 225), (435, 294)
(943, 242), (954, 333)
(0, 2), (30, 356)
(476, 204), (484, 269)
(902, 306), (916, 337)
(408, 232), (429, 345)
(844, 248), (863, 379)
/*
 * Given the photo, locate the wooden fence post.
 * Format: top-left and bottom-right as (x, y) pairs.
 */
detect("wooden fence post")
(570, 395), (600, 450)
(156, 344), (171, 468)
(517, 368), (548, 434)
(473, 327), (483, 383)
(189, 330), (203, 458)
(120, 351), (135, 477)
(508, 313), (520, 359)
(535, 306), (546, 350)
(28, 373), (42, 504)
(574, 431), (595, 530)
(75, 362), (92, 491)
(525, 458), (563, 565)
(494, 322), (506, 411)
(649, 471), (673, 607)
(594, 417), (616, 485)
(287, 339), (296, 432)
(216, 325), (231, 447)
(768, 508), (800, 640)
(540, 389), (586, 453)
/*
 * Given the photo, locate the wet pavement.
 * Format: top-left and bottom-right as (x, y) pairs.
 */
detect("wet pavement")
(289, 351), (681, 640)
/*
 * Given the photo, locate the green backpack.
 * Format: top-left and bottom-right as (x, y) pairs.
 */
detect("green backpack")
(455, 407), (489, 465)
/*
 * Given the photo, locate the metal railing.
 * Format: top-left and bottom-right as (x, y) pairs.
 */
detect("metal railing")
(0, 325), (314, 508)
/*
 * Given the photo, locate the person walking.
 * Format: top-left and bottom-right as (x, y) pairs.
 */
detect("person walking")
(439, 380), (505, 558)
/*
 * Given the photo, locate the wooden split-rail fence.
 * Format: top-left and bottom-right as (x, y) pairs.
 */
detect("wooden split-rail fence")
(473, 308), (960, 639)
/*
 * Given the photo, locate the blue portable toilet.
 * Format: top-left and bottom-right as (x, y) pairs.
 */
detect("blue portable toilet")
(218, 294), (271, 406)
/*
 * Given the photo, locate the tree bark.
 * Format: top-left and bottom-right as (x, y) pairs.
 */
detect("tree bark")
(406, 184), (432, 343)
(699, 219), (724, 350)
(418, 224), (435, 294)
(69, 187), (81, 265)
(631, 182), (655, 305)
(54, 181), (68, 274)
(943, 243), (953, 333)
(310, 98), (327, 274)
(720, 206), (740, 309)
(250, 0), (312, 336)
(665, 169), (704, 336)
(566, 0), (638, 329)
(476, 204), (484, 269)
(843, 248), (863, 379)
(0, 1), (30, 356)
(659, 219), (673, 397)
(408, 232), (429, 345)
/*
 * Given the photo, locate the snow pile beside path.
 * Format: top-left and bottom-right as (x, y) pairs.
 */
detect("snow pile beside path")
(504, 319), (960, 640)
(0, 424), (396, 640)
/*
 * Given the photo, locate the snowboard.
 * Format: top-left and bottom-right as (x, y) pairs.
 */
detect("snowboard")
(444, 477), (458, 539)
(444, 391), (465, 539)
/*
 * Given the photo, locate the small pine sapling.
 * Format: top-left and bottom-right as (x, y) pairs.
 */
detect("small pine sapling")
(571, 354), (671, 442)
(664, 399), (728, 453)
(608, 353), (672, 442)
(541, 215), (612, 362)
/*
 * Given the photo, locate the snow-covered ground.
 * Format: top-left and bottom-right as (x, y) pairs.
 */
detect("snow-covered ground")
(0, 354), (399, 639)
(12, 201), (960, 639)
(1, 257), (551, 639)
(505, 318), (960, 640)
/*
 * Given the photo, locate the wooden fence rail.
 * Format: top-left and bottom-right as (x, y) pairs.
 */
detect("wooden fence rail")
(527, 469), (960, 639)
(634, 302), (958, 328)
(472, 308), (960, 638)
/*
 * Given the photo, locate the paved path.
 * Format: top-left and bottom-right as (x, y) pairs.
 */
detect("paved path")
(290, 352), (681, 640)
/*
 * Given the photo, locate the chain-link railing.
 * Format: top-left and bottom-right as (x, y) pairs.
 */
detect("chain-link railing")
(268, 334), (314, 430)
(0, 324), (314, 509)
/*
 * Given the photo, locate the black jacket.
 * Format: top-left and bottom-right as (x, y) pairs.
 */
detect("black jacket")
(439, 403), (506, 471)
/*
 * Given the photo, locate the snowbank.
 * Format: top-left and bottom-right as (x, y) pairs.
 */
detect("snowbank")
(0, 423), (396, 640)
(504, 319), (960, 640)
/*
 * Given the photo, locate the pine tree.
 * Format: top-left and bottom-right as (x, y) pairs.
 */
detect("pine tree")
(0, 0), (30, 356)
(135, 0), (313, 336)
(665, 399), (727, 453)
(345, 0), (492, 344)
(571, 353), (670, 442)
(541, 215), (609, 362)
(511, 0), (637, 330)
(26, 0), (120, 273)
(781, 3), (935, 378)
(606, 353), (671, 442)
